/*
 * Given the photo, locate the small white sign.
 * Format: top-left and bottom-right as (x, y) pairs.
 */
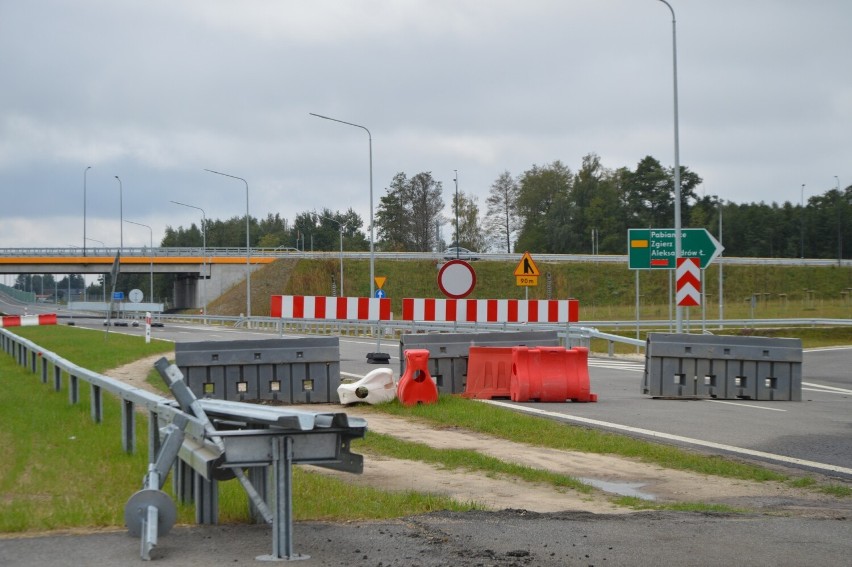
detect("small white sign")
(129, 288), (144, 303)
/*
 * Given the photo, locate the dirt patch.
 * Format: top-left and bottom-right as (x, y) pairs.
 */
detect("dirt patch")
(107, 359), (852, 519)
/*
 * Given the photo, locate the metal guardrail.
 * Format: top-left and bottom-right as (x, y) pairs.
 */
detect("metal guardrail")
(153, 312), (852, 358)
(153, 313), (645, 353)
(1, 247), (850, 267)
(0, 327), (366, 561)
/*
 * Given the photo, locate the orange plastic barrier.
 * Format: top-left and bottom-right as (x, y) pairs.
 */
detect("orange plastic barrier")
(397, 349), (439, 407)
(510, 346), (597, 403)
(462, 347), (514, 399)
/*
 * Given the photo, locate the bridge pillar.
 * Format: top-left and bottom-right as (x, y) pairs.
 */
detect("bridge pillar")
(172, 276), (201, 310)
(171, 264), (261, 312)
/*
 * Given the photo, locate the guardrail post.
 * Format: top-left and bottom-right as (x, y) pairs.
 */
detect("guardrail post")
(69, 373), (79, 404)
(90, 384), (103, 422)
(53, 365), (62, 391)
(194, 475), (218, 524)
(122, 399), (136, 453)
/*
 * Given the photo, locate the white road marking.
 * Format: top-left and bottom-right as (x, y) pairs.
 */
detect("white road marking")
(481, 399), (852, 477)
(707, 400), (786, 412)
(802, 382), (852, 395)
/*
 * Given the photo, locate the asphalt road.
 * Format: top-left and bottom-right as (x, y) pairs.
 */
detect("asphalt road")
(2, 510), (851, 567)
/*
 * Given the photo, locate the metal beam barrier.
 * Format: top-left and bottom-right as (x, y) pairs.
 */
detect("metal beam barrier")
(175, 338), (341, 403)
(399, 331), (561, 394)
(642, 333), (803, 400)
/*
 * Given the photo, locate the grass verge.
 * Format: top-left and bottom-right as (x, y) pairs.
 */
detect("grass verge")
(0, 327), (482, 533)
(366, 396), (787, 482)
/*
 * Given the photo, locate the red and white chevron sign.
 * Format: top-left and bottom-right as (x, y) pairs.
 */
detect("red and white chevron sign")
(676, 258), (701, 307)
(0, 313), (58, 328)
(402, 298), (579, 323)
(270, 295), (391, 321)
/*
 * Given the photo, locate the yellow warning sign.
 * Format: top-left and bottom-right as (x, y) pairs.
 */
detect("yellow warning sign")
(513, 252), (540, 277)
(516, 275), (538, 287)
(374, 276), (387, 289)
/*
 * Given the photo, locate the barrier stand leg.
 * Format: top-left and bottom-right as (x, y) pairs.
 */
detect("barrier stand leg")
(258, 436), (309, 561)
(367, 323), (391, 364)
(125, 422), (184, 561)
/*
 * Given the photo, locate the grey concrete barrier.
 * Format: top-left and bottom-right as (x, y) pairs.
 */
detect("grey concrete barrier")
(175, 338), (341, 403)
(399, 331), (560, 394)
(642, 333), (802, 401)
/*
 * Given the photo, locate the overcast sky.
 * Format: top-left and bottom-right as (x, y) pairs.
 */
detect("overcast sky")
(1, 0), (849, 250)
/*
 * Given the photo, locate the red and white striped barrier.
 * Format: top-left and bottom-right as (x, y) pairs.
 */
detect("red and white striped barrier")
(270, 295), (392, 321)
(0, 313), (58, 328)
(402, 298), (579, 323)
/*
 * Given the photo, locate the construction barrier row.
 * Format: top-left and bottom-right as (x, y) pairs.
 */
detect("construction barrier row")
(463, 345), (597, 403)
(270, 295), (580, 324)
(0, 313), (57, 328)
(643, 333), (802, 400)
(175, 338), (341, 403)
(399, 331), (561, 394)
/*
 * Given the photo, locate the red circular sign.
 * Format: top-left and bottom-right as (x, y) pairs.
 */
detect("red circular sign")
(437, 260), (476, 299)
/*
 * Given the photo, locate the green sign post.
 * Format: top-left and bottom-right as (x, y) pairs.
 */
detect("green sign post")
(628, 228), (723, 270)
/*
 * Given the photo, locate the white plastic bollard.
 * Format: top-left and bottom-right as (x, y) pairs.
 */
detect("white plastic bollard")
(337, 367), (396, 405)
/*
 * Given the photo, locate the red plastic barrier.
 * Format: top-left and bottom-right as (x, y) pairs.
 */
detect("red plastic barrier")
(0, 315), (21, 328)
(36, 313), (57, 326)
(462, 347), (514, 399)
(397, 349), (439, 407)
(510, 346), (597, 403)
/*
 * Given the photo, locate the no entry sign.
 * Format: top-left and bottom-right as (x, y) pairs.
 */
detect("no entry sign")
(437, 260), (476, 299)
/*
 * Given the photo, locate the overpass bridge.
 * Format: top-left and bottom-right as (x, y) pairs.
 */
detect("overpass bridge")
(0, 247), (295, 309)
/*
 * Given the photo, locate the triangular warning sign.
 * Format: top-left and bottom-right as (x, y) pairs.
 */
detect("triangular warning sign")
(513, 252), (540, 277)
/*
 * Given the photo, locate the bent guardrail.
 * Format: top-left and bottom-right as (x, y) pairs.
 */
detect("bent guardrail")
(0, 328), (366, 562)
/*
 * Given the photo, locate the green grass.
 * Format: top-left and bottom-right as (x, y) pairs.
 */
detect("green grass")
(365, 396), (788, 482)
(0, 327), (482, 533)
(11, 325), (174, 372)
(282, 259), (852, 320)
(358, 431), (593, 494)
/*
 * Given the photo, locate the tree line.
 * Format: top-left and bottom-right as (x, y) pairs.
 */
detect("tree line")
(160, 153), (850, 261)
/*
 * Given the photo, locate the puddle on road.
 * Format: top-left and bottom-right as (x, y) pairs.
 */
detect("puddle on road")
(580, 478), (656, 500)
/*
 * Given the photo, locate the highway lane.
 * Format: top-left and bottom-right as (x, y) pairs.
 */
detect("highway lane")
(24, 317), (852, 479)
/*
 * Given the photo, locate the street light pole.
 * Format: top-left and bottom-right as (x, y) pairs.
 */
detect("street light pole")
(835, 176), (842, 263)
(801, 183), (806, 259)
(83, 166), (91, 257)
(657, 0), (684, 332)
(309, 113), (375, 296)
(314, 213), (348, 296)
(454, 170), (460, 258)
(171, 200), (208, 319)
(115, 176), (123, 254)
(204, 169), (251, 323)
(124, 219), (154, 302)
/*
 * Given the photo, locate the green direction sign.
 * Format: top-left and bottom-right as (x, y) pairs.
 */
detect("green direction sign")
(628, 228), (723, 270)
